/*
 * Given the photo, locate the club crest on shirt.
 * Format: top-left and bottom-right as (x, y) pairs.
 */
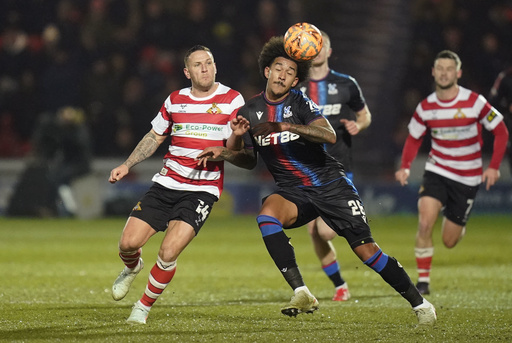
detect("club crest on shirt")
(207, 103), (222, 114)
(328, 83), (338, 95)
(453, 108), (466, 119)
(283, 106), (293, 118)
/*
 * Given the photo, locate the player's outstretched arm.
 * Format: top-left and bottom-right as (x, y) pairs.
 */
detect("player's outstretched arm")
(109, 129), (166, 184)
(196, 147), (256, 170)
(394, 134), (423, 187)
(252, 117), (336, 144)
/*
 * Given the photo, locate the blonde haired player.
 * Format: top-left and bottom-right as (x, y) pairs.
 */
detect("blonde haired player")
(109, 45), (249, 324)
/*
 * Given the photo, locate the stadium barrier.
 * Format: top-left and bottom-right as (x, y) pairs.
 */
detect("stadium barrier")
(0, 157), (510, 218)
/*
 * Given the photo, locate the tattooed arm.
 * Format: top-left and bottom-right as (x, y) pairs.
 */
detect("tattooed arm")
(196, 146), (257, 170)
(252, 117), (336, 144)
(109, 129), (167, 183)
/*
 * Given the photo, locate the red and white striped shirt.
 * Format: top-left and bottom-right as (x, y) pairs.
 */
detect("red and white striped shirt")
(406, 86), (505, 186)
(151, 83), (244, 198)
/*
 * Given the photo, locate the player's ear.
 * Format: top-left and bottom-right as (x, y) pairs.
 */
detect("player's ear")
(264, 66), (270, 79)
(291, 77), (299, 87)
(184, 67), (191, 80)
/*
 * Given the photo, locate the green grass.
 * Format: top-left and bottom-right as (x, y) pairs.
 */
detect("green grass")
(0, 214), (511, 342)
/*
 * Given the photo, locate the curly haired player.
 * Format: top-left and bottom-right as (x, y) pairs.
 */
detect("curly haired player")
(197, 36), (436, 325)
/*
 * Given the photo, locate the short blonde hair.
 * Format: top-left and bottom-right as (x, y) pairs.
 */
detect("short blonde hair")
(435, 50), (462, 70)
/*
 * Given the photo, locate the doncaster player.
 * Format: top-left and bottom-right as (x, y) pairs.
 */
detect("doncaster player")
(109, 45), (249, 324)
(395, 50), (509, 295)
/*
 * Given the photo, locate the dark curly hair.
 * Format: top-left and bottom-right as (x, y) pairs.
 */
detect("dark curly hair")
(258, 36), (311, 83)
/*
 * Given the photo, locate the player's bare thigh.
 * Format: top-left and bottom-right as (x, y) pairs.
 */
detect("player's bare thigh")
(259, 194), (298, 228)
(417, 196), (443, 232)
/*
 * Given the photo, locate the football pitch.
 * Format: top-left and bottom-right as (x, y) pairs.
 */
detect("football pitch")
(0, 214), (511, 342)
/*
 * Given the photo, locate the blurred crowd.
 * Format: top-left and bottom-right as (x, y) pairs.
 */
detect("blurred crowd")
(0, 0), (302, 157)
(1, 0), (511, 159)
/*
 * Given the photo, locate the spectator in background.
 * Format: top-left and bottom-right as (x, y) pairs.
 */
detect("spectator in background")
(39, 23), (85, 113)
(0, 25), (40, 149)
(82, 57), (122, 155)
(0, 112), (29, 157)
(7, 106), (92, 217)
(1, 0), (511, 162)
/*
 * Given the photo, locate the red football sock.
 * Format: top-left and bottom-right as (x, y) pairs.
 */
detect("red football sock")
(415, 247), (434, 283)
(140, 258), (177, 307)
(119, 248), (141, 269)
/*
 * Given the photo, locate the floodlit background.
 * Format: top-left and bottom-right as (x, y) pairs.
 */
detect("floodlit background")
(1, 0), (511, 218)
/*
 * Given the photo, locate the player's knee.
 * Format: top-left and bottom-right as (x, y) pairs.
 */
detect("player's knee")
(313, 218), (336, 241)
(417, 221), (434, 239)
(158, 247), (179, 262)
(417, 219), (431, 232)
(118, 238), (140, 253)
(443, 238), (458, 248)
(442, 226), (465, 248)
(318, 228), (336, 241)
(442, 234), (461, 248)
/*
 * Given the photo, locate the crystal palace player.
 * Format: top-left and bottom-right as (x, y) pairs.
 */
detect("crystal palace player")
(395, 50), (509, 296)
(296, 30), (372, 302)
(198, 36), (436, 325)
(108, 45), (249, 324)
